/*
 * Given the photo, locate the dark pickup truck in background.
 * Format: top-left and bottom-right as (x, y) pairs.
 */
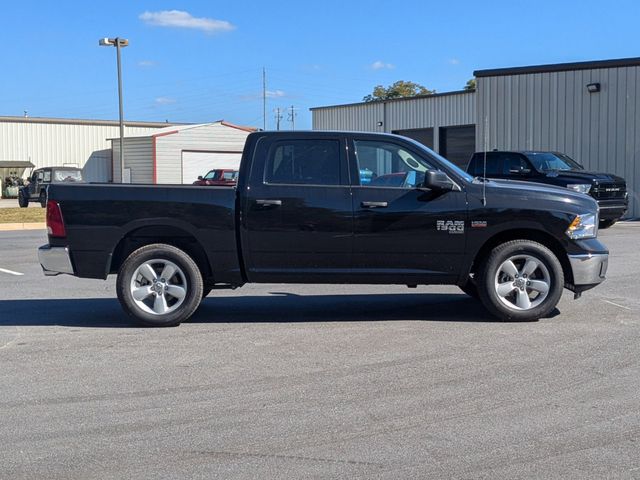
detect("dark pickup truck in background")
(39, 131), (609, 326)
(466, 150), (628, 228)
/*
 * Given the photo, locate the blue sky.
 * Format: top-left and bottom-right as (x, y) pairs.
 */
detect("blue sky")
(1, 0), (639, 129)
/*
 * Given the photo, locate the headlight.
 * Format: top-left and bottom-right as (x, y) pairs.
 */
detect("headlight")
(567, 184), (592, 194)
(566, 213), (598, 239)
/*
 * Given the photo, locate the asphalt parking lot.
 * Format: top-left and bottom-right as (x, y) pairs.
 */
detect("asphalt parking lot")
(0, 225), (638, 479)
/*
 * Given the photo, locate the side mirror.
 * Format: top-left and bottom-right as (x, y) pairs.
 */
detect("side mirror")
(420, 170), (460, 192)
(197, 176), (203, 180)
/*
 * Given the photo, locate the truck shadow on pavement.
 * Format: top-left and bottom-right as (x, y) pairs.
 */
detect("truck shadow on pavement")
(0, 293), (555, 327)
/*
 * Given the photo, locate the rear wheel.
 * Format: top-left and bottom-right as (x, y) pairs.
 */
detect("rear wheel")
(116, 244), (203, 327)
(477, 240), (564, 321)
(39, 190), (47, 208)
(18, 191), (28, 208)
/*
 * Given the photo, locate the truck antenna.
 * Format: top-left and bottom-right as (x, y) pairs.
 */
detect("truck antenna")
(482, 115), (488, 206)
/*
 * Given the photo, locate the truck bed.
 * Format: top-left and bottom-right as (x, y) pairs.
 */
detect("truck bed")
(47, 183), (241, 283)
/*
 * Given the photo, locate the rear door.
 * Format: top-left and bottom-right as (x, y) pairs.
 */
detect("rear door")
(349, 136), (467, 283)
(241, 135), (353, 283)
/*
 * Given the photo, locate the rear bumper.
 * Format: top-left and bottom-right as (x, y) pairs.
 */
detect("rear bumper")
(568, 253), (608, 286)
(38, 245), (74, 276)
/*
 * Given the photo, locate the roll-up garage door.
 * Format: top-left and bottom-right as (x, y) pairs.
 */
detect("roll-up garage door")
(181, 151), (242, 184)
(438, 125), (476, 168)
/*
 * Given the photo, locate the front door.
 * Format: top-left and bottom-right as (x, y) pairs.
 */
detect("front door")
(349, 137), (468, 284)
(242, 135), (353, 283)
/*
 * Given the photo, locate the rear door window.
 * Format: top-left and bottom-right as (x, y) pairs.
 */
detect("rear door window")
(265, 139), (342, 185)
(469, 153), (502, 176)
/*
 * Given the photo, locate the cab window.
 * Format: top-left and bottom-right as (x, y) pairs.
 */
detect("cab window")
(353, 140), (433, 188)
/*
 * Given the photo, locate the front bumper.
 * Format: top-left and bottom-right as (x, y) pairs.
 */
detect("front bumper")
(597, 199), (628, 220)
(568, 253), (608, 286)
(38, 245), (74, 276)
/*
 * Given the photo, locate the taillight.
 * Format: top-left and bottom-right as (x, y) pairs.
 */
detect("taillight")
(46, 200), (66, 238)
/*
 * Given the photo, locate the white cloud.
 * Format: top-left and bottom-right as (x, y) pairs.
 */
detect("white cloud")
(154, 97), (177, 105)
(139, 10), (236, 34)
(448, 58), (460, 65)
(371, 61), (395, 70)
(266, 90), (286, 98)
(138, 60), (156, 68)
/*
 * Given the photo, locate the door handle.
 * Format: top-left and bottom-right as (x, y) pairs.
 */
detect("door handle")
(255, 199), (282, 207)
(361, 201), (388, 208)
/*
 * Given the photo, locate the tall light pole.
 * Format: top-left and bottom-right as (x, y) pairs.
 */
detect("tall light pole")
(99, 37), (129, 182)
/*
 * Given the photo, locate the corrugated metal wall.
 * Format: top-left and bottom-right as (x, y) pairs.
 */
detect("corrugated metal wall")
(0, 119), (166, 183)
(113, 138), (153, 184)
(154, 124), (250, 184)
(312, 92), (476, 153)
(477, 67), (640, 218)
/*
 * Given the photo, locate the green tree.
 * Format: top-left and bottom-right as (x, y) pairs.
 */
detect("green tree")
(363, 80), (435, 102)
(464, 78), (476, 91)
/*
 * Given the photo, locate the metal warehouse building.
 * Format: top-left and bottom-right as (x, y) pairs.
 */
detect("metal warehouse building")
(312, 57), (640, 218)
(0, 116), (175, 188)
(111, 121), (255, 184)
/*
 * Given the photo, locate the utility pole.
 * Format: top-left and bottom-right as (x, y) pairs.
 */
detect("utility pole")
(287, 105), (297, 131)
(274, 108), (283, 131)
(262, 67), (267, 131)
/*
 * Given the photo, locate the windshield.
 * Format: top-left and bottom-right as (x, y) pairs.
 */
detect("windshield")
(402, 136), (475, 182)
(525, 152), (583, 172)
(54, 170), (82, 182)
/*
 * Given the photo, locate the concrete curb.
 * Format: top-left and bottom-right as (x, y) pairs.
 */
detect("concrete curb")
(0, 222), (46, 231)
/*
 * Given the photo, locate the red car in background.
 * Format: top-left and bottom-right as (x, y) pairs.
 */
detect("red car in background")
(193, 169), (239, 186)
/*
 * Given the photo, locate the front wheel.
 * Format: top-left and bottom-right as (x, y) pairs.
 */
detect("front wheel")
(477, 240), (564, 321)
(116, 244), (203, 327)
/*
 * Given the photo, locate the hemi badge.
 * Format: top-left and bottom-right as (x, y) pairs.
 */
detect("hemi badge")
(471, 221), (487, 228)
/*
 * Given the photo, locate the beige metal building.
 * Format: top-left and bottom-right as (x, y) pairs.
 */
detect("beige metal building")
(0, 116), (175, 191)
(111, 121), (256, 184)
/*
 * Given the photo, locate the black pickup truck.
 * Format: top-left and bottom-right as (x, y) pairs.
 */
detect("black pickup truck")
(38, 131), (609, 326)
(466, 151), (628, 228)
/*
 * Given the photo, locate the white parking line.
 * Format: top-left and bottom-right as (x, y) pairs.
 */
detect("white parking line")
(0, 267), (24, 276)
(603, 299), (632, 311)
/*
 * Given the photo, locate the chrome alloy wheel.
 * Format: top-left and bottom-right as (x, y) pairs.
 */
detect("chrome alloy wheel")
(129, 259), (187, 316)
(494, 254), (551, 311)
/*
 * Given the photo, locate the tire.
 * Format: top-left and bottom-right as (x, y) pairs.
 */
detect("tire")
(477, 240), (564, 322)
(116, 243), (203, 327)
(39, 190), (47, 208)
(459, 280), (479, 299)
(18, 191), (28, 208)
(599, 219), (617, 229)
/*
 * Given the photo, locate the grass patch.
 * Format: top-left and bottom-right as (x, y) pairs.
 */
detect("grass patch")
(0, 207), (46, 224)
